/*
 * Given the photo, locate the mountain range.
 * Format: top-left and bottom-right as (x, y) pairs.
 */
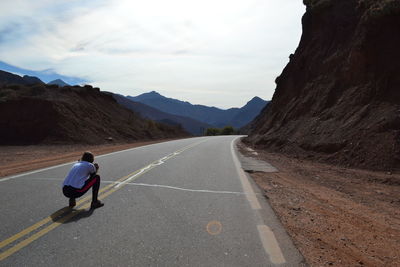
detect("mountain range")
(0, 69), (268, 135)
(0, 70), (70, 86)
(112, 93), (213, 135)
(128, 91), (268, 129)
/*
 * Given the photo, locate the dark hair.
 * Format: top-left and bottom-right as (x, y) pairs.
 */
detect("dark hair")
(81, 152), (94, 163)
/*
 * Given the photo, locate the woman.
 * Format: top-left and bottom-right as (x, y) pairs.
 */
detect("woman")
(62, 151), (104, 209)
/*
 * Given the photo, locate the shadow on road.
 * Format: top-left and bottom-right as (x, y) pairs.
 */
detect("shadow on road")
(50, 206), (71, 222)
(50, 206), (94, 223)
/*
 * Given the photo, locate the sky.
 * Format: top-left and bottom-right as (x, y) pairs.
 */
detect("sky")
(0, 0), (305, 109)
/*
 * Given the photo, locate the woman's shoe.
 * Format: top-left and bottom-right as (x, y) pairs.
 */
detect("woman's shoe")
(90, 200), (104, 210)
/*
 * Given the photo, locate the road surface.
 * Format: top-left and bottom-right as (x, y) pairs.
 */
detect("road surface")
(0, 136), (305, 266)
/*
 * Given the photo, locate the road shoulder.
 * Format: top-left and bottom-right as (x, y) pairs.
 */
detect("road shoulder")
(233, 138), (307, 266)
(237, 139), (400, 267)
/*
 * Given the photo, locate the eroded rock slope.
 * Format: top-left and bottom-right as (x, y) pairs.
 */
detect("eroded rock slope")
(246, 0), (400, 170)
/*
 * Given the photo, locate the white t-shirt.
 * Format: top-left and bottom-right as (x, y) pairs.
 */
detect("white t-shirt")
(63, 161), (96, 189)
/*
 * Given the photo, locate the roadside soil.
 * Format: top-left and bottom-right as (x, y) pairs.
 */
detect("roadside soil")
(238, 141), (400, 267)
(0, 139), (179, 177)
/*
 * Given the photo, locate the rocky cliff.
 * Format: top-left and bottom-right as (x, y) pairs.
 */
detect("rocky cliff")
(246, 0), (400, 170)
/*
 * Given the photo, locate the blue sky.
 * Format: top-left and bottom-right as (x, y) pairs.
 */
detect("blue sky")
(0, 0), (305, 108)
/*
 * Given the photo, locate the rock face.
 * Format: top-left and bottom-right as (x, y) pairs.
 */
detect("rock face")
(246, 0), (400, 170)
(0, 83), (188, 145)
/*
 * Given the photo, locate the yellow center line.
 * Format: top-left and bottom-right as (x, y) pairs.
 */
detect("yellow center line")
(0, 170), (135, 250)
(0, 201), (92, 261)
(0, 146), (187, 251)
(0, 139), (206, 261)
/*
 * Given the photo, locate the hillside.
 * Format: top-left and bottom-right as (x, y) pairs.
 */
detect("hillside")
(112, 94), (212, 135)
(0, 70), (44, 85)
(245, 0), (400, 171)
(129, 91), (267, 128)
(0, 83), (188, 145)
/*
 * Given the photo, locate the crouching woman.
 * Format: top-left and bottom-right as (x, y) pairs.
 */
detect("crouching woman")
(62, 151), (104, 210)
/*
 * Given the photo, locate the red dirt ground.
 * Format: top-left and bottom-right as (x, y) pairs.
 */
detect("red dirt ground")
(0, 139), (177, 177)
(238, 141), (400, 267)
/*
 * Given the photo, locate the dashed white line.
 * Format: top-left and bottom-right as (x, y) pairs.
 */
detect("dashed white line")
(257, 225), (286, 264)
(231, 137), (287, 264)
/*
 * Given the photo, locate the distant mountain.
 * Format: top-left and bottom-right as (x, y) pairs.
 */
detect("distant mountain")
(228, 97), (269, 127)
(128, 91), (268, 128)
(0, 70), (44, 85)
(112, 94), (212, 135)
(0, 70), (71, 87)
(48, 79), (69, 87)
(22, 75), (44, 85)
(128, 91), (232, 127)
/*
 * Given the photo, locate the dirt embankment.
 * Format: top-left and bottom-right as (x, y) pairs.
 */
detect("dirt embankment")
(0, 139), (179, 177)
(238, 141), (400, 267)
(0, 83), (188, 145)
(245, 0), (400, 171)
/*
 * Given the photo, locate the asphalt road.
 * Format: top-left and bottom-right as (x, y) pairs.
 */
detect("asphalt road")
(0, 136), (305, 266)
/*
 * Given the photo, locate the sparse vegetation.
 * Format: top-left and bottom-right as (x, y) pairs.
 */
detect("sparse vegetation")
(205, 126), (236, 136)
(205, 128), (220, 136)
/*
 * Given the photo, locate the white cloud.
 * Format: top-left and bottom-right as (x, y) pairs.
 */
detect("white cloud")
(0, 0), (305, 108)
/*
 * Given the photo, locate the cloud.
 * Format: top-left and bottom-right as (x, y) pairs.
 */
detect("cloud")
(0, 0), (305, 108)
(0, 61), (86, 84)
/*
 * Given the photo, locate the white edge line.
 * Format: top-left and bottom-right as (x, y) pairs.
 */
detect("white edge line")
(231, 137), (287, 264)
(0, 162), (74, 182)
(257, 225), (286, 264)
(230, 137), (262, 210)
